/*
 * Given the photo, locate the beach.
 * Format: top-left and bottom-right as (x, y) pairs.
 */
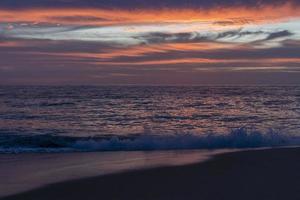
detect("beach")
(2, 147), (299, 200)
(0, 149), (227, 198)
(2, 0), (300, 198)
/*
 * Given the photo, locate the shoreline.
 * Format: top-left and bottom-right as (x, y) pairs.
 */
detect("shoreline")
(0, 149), (229, 198)
(2, 147), (300, 200)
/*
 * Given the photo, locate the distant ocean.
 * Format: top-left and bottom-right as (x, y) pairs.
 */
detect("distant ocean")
(1, 85), (300, 153)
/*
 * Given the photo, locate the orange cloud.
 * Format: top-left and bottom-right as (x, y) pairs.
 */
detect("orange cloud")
(92, 43), (236, 59)
(31, 51), (300, 66)
(0, 3), (299, 26)
(0, 41), (20, 47)
(96, 58), (300, 66)
(15, 42), (236, 61)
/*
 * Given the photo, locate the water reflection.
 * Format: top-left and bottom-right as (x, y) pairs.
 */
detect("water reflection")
(0, 86), (299, 137)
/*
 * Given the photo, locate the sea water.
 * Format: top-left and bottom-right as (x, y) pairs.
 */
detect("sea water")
(1, 85), (300, 153)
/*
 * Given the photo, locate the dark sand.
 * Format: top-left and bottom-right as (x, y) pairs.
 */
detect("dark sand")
(2, 148), (300, 200)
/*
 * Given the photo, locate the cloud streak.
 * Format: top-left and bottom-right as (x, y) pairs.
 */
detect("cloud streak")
(0, 1), (300, 85)
(0, 0), (299, 9)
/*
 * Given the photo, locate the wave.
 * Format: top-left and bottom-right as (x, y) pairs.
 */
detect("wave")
(0, 128), (299, 153)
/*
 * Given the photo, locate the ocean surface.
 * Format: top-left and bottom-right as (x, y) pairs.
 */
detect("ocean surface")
(1, 85), (300, 153)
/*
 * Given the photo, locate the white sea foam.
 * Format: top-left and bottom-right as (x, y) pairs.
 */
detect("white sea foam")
(0, 128), (299, 153)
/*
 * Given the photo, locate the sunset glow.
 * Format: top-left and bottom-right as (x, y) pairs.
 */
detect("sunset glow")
(0, 0), (300, 84)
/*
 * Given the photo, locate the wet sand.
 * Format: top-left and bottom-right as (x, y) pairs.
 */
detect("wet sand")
(2, 147), (300, 200)
(0, 150), (223, 198)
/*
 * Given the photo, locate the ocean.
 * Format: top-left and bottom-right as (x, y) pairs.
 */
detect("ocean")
(1, 85), (300, 153)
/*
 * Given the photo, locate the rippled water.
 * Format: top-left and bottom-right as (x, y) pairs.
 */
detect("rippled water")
(0, 86), (300, 152)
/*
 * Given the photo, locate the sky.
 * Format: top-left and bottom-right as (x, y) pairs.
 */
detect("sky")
(0, 0), (300, 85)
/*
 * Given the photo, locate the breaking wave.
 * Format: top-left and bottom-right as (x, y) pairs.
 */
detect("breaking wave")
(0, 128), (299, 153)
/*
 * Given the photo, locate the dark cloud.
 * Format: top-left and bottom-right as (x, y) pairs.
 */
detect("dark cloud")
(264, 30), (293, 41)
(136, 32), (206, 44)
(216, 30), (264, 39)
(135, 30), (294, 45)
(0, 28), (299, 85)
(1, 36), (300, 67)
(105, 39), (300, 63)
(0, 37), (119, 55)
(0, 0), (298, 9)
